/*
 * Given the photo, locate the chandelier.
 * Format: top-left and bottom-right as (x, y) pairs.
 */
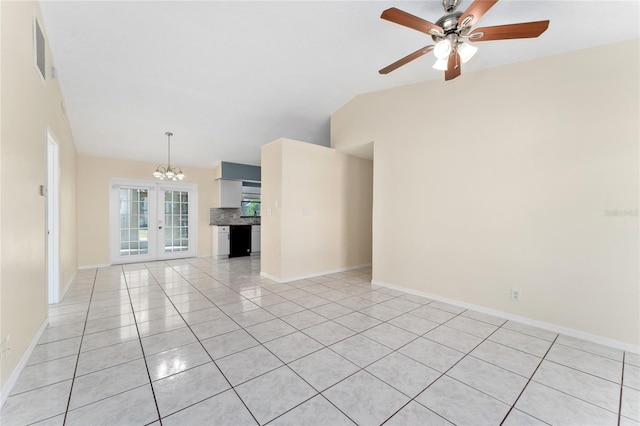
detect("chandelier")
(153, 131), (185, 181)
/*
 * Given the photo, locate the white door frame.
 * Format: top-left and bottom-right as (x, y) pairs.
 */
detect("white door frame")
(46, 131), (60, 304)
(109, 178), (197, 264)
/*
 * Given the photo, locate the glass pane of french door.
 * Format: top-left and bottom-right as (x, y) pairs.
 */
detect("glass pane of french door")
(163, 190), (189, 253)
(119, 188), (149, 257)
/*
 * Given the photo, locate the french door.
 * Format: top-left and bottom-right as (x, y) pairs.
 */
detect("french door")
(110, 179), (197, 264)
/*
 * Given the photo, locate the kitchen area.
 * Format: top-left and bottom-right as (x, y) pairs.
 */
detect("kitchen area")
(210, 162), (261, 259)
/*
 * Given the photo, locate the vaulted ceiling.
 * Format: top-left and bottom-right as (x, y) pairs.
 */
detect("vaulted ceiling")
(40, 1), (639, 169)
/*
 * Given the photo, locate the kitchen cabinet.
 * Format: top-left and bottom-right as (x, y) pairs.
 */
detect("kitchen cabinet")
(217, 179), (242, 208)
(211, 226), (230, 258)
(251, 225), (261, 254)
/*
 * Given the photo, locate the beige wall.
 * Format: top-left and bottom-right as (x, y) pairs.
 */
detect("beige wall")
(261, 140), (283, 277)
(261, 138), (372, 281)
(331, 39), (640, 347)
(1, 1), (78, 391)
(77, 155), (215, 267)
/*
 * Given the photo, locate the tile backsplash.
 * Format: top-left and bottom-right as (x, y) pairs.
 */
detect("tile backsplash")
(210, 208), (260, 226)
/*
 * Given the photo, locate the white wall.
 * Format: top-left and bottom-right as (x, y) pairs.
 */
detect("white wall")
(331, 39), (639, 347)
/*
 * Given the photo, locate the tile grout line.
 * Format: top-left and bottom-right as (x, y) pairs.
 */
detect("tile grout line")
(142, 261), (262, 425)
(185, 261), (356, 422)
(553, 340), (627, 363)
(169, 262), (368, 425)
(510, 337), (628, 416)
(79, 260), (616, 426)
(94, 264), (504, 424)
(62, 267), (98, 426)
(30, 265), (357, 421)
(617, 351), (625, 426)
(251, 298), (464, 425)
(377, 308), (505, 425)
(498, 334), (559, 425)
(237, 299), (371, 424)
(121, 264), (164, 425)
(22, 257), (632, 426)
(167, 265), (510, 425)
(381, 309), (573, 425)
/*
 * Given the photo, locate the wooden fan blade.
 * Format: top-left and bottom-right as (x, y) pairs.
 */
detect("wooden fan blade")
(445, 51), (461, 81)
(379, 45), (434, 74)
(381, 7), (443, 35)
(469, 20), (550, 41)
(457, 0), (499, 28)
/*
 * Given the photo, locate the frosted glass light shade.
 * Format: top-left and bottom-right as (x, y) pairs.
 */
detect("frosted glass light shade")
(433, 58), (448, 71)
(433, 40), (452, 60)
(458, 42), (478, 63)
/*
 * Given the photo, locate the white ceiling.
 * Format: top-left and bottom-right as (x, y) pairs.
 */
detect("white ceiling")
(40, 1), (639, 169)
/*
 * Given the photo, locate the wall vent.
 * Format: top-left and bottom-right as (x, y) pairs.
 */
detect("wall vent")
(34, 18), (46, 81)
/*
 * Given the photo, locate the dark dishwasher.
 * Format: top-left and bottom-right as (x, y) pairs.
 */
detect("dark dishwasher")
(229, 225), (252, 258)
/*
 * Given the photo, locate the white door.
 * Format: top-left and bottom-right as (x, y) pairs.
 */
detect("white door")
(110, 179), (197, 264)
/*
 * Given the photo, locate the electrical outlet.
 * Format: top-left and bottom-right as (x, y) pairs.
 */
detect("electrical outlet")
(511, 288), (522, 302)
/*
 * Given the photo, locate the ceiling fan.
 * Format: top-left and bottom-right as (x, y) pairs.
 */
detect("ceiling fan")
(379, 0), (550, 81)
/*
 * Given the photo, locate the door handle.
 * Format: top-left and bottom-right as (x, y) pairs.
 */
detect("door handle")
(158, 226), (163, 229)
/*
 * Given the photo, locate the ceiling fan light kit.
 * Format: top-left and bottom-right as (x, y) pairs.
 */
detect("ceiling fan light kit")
(433, 58), (449, 71)
(457, 42), (478, 63)
(433, 39), (452, 59)
(379, 0), (550, 81)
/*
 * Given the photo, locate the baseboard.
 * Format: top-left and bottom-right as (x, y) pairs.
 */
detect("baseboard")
(78, 263), (110, 270)
(0, 318), (49, 408)
(57, 270), (76, 303)
(371, 279), (640, 355)
(261, 263), (372, 284)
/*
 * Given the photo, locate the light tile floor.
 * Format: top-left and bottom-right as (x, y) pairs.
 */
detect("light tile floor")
(2, 256), (638, 426)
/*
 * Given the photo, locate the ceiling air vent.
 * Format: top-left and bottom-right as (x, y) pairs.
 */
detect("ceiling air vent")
(34, 18), (45, 81)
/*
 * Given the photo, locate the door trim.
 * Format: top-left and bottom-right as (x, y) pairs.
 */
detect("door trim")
(46, 131), (60, 304)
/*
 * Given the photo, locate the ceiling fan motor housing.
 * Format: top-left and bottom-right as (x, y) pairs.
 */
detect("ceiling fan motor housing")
(432, 11), (463, 42)
(442, 0), (461, 13)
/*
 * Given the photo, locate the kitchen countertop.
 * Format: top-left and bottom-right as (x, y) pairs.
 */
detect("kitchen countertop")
(210, 219), (261, 226)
